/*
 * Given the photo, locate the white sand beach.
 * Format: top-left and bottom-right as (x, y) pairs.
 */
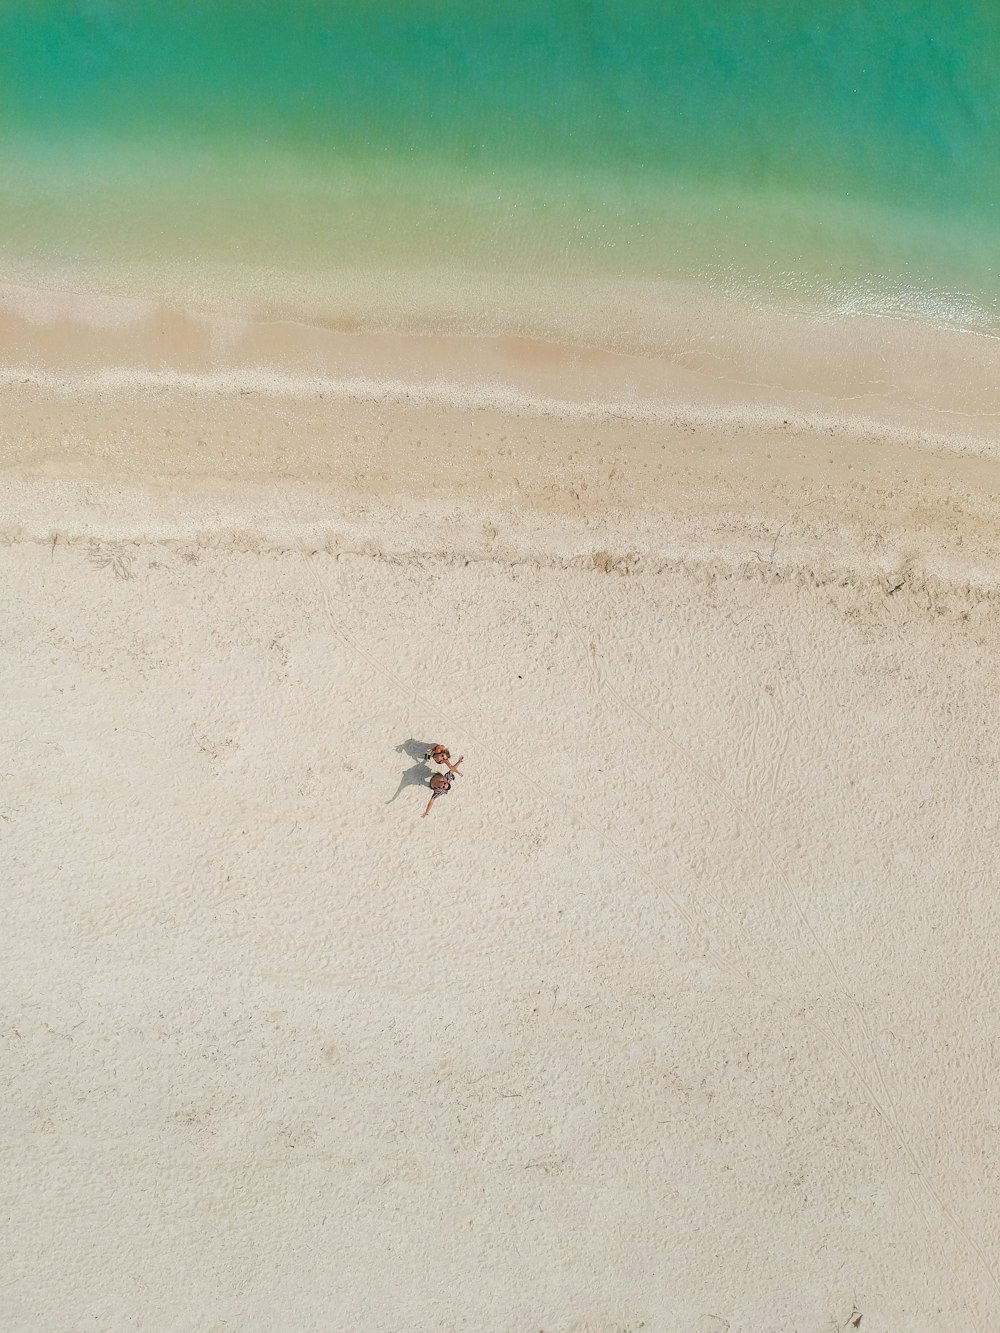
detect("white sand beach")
(2, 288), (1000, 1331)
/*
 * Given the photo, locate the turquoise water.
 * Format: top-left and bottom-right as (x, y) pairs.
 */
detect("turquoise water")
(1, 1), (998, 329)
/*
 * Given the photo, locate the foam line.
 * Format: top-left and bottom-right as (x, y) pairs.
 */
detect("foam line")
(2, 364), (996, 459)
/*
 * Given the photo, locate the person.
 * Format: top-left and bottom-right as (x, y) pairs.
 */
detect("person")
(424, 744), (463, 775)
(422, 769), (457, 817)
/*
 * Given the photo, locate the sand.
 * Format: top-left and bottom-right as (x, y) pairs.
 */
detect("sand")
(2, 286), (1000, 1331)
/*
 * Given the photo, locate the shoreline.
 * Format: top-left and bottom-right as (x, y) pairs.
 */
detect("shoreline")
(3, 277), (1000, 589)
(3, 271), (999, 435)
(3, 359), (999, 457)
(2, 268), (1000, 591)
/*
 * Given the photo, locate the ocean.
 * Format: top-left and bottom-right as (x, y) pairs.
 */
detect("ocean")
(1, 0), (998, 338)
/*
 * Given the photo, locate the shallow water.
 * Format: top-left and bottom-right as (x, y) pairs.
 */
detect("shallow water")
(1, 1), (998, 333)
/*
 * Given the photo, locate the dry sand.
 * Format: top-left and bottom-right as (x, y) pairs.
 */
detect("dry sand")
(2, 291), (1000, 1331)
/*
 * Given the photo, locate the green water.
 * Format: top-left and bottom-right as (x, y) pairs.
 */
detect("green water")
(1, 1), (998, 330)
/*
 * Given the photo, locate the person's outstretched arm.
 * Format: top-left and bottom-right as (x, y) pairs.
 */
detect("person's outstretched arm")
(444, 755), (464, 774)
(422, 796), (436, 817)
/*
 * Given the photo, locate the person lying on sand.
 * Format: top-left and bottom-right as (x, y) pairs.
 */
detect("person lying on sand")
(424, 744), (463, 775)
(423, 769), (458, 817)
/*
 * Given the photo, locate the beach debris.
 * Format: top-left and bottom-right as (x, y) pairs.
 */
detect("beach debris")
(88, 541), (133, 580)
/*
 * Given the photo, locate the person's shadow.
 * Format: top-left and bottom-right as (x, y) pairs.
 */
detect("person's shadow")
(387, 739), (435, 804)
